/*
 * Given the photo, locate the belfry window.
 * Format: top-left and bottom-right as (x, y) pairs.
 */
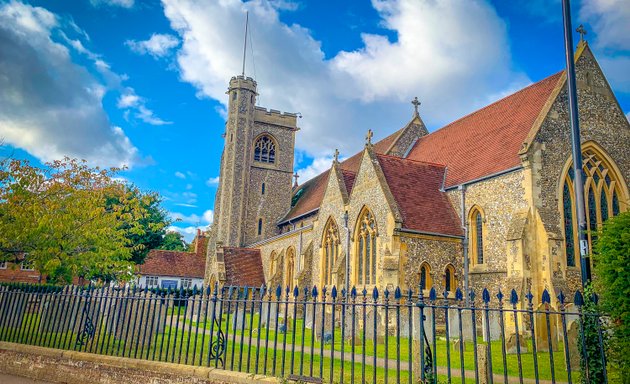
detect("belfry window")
(355, 208), (377, 286)
(258, 218), (263, 236)
(322, 218), (340, 286)
(253, 135), (276, 164)
(561, 146), (627, 266)
(469, 207), (484, 265)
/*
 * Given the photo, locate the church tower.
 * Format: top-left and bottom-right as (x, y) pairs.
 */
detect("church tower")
(213, 75), (298, 247)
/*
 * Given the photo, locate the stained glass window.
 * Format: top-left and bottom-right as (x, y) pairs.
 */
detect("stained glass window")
(563, 182), (575, 267)
(253, 135), (276, 163)
(561, 147), (626, 267)
(356, 208), (377, 286)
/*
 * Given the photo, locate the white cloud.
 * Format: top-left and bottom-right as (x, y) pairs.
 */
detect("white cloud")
(206, 176), (220, 186)
(117, 89), (171, 125)
(296, 156), (334, 183)
(90, 0), (134, 8)
(0, 1), (139, 168)
(175, 171), (186, 179)
(126, 33), (180, 58)
(169, 209), (214, 225)
(580, 0), (630, 94)
(162, 0), (526, 160)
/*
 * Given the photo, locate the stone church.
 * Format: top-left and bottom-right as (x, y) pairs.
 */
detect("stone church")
(204, 41), (629, 312)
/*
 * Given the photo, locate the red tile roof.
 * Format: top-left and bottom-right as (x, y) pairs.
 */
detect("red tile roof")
(223, 247), (266, 287)
(282, 129), (404, 223)
(407, 72), (562, 187)
(376, 154), (463, 237)
(138, 250), (206, 279)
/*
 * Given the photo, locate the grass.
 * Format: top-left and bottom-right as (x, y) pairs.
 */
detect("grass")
(0, 308), (591, 384)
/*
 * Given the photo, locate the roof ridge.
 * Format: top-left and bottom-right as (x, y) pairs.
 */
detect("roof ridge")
(417, 71), (564, 142)
(377, 152), (446, 168)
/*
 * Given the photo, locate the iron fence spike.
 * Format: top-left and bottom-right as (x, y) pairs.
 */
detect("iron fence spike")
(542, 289), (551, 304)
(482, 288), (490, 303)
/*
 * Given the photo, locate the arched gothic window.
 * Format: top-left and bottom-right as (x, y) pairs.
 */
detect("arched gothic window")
(469, 207), (485, 265)
(444, 264), (456, 293)
(322, 218), (340, 286)
(561, 146), (627, 266)
(253, 135), (276, 164)
(285, 248), (295, 289)
(419, 263), (431, 291)
(355, 208), (377, 286)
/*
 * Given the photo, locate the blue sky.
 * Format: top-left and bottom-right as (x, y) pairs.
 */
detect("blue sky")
(1, 0), (628, 241)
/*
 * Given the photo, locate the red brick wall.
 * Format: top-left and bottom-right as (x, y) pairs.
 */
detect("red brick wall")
(0, 263), (42, 283)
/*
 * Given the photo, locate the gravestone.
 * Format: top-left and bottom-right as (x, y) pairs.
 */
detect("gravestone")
(505, 332), (528, 354)
(314, 307), (334, 342)
(0, 286), (27, 330)
(534, 309), (558, 352)
(565, 321), (580, 371)
(478, 344), (490, 384)
(481, 310), (502, 342)
(39, 288), (98, 334)
(230, 310), (248, 331)
(447, 309), (474, 341)
(304, 304), (314, 329)
(411, 307), (436, 379)
(104, 289), (166, 348)
(185, 295), (209, 322)
(260, 302), (280, 329)
(365, 309), (384, 342)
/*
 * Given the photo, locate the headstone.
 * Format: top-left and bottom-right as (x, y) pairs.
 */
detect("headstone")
(185, 294), (208, 322)
(411, 307), (435, 345)
(478, 344), (490, 384)
(482, 310), (502, 342)
(0, 286), (27, 330)
(505, 332), (528, 354)
(447, 309), (474, 341)
(304, 303), (314, 329)
(314, 307), (334, 342)
(39, 288), (97, 334)
(365, 309), (384, 342)
(230, 310), (247, 330)
(104, 289), (167, 348)
(452, 339), (465, 352)
(534, 309), (558, 352)
(565, 321), (580, 371)
(260, 302), (280, 328)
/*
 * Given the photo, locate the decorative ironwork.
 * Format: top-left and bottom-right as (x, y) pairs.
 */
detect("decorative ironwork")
(75, 287), (95, 346)
(209, 316), (226, 366)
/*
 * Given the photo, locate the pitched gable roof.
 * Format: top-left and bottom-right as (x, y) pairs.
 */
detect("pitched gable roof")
(407, 72), (562, 188)
(376, 154), (463, 237)
(138, 250), (206, 279)
(222, 247), (265, 287)
(281, 129), (404, 223)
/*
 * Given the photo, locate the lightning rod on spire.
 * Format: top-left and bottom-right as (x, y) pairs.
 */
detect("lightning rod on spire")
(242, 11), (249, 76)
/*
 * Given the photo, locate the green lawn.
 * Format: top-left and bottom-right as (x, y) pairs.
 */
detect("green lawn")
(0, 310), (589, 384)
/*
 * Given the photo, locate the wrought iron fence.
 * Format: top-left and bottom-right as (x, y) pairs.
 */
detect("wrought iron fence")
(0, 282), (608, 384)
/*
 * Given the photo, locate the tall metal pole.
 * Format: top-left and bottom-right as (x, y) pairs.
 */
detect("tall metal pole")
(561, 0), (590, 287)
(241, 11), (249, 76)
(344, 211), (350, 294)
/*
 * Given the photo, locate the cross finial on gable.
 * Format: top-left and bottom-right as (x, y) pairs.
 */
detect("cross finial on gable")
(293, 172), (299, 186)
(365, 129), (373, 147)
(333, 148), (340, 163)
(576, 24), (587, 43)
(411, 97), (421, 115)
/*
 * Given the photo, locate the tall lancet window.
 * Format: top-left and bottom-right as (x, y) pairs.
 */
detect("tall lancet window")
(561, 145), (628, 266)
(322, 218), (340, 287)
(355, 207), (377, 286)
(253, 135), (276, 164)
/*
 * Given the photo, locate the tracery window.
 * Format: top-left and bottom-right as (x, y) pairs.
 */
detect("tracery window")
(561, 146), (627, 266)
(285, 248), (295, 289)
(355, 208), (377, 286)
(469, 207), (484, 265)
(322, 218), (340, 286)
(419, 263), (432, 291)
(253, 135), (276, 164)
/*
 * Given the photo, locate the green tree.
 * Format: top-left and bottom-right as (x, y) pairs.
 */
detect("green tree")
(593, 210), (630, 383)
(106, 186), (170, 264)
(0, 158), (152, 284)
(159, 231), (188, 251)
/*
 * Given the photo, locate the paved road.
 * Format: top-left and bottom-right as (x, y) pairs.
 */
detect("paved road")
(0, 373), (54, 384)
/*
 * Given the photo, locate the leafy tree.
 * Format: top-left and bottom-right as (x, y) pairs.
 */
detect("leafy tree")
(593, 210), (630, 382)
(106, 186), (170, 264)
(159, 231), (188, 251)
(0, 158), (154, 284)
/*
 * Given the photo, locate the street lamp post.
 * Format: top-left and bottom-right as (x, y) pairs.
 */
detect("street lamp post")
(344, 211), (350, 294)
(561, 0), (591, 287)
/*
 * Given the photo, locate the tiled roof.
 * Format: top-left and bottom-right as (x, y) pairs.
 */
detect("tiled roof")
(282, 128), (404, 223)
(223, 247), (266, 287)
(407, 72), (562, 188)
(138, 250), (206, 279)
(376, 154), (463, 237)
